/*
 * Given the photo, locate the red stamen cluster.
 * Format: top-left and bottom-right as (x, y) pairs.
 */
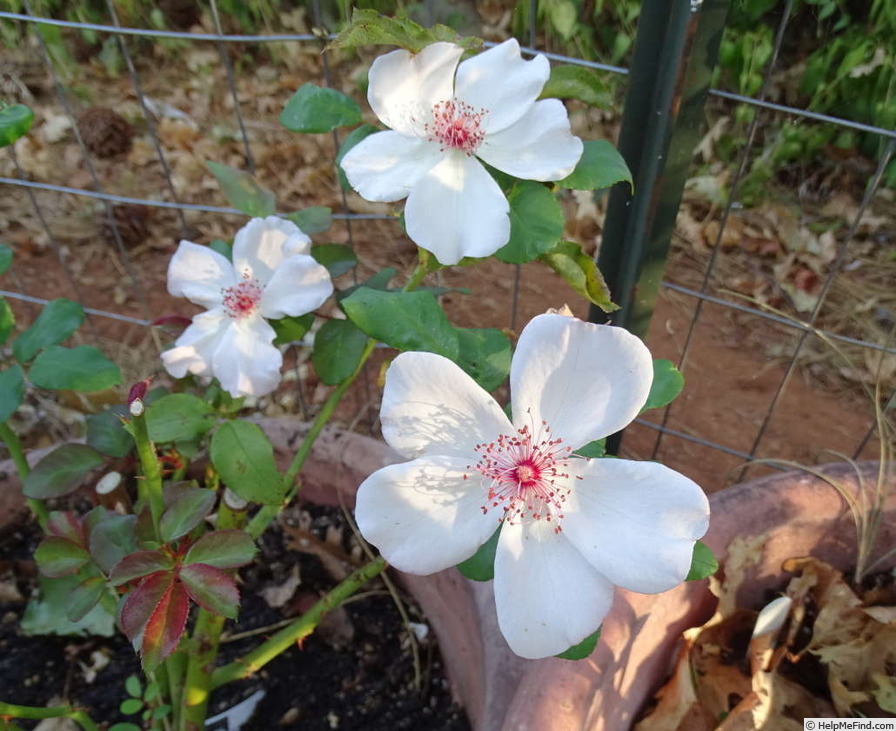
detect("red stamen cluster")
(222, 271), (262, 320)
(427, 99), (487, 155)
(469, 420), (574, 533)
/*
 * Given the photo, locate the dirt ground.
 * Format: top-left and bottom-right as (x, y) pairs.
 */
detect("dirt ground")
(0, 12), (891, 498)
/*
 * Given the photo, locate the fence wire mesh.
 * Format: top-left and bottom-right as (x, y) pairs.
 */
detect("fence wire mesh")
(1, 1), (893, 490)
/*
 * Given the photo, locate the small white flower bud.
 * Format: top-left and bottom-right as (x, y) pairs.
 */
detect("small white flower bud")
(129, 398), (144, 417)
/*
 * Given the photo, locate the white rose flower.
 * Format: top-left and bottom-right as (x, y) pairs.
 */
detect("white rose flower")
(341, 39), (583, 265)
(162, 216), (333, 397)
(355, 313), (710, 659)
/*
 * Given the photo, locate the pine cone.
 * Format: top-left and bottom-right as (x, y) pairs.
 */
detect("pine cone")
(78, 107), (134, 158)
(158, 0), (201, 30)
(103, 204), (151, 249)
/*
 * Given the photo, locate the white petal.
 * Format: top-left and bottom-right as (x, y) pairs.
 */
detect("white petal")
(259, 254), (333, 319)
(161, 309), (229, 379)
(232, 216), (311, 284)
(455, 39), (550, 134)
(341, 130), (442, 203)
(167, 241), (234, 308)
(211, 316), (282, 397)
(355, 455), (498, 574)
(477, 99), (583, 181)
(563, 458), (710, 594)
(404, 152), (510, 265)
(510, 314), (653, 450)
(368, 42), (463, 136)
(494, 519), (614, 659)
(381, 352), (513, 461)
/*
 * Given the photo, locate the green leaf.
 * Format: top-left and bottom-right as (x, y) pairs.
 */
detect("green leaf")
(13, 298), (85, 363)
(67, 576), (106, 622)
(312, 318), (369, 386)
(342, 288), (459, 359)
(125, 675), (142, 698)
(540, 65), (613, 108)
(35, 536), (91, 577)
(86, 407), (133, 458)
(29, 345), (122, 391)
(555, 627), (601, 660)
(311, 243), (358, 278)
(205, 160), (276, 218)
(270, 312), (315, 346)
(120, 698), (144, 716)
(335, 266), (398, 304)
(22, 573), (116, 637)
(336, 123), (379, 191)
(455, 328), (511, 392)
(23, 443), (104, 499)
(179, 563), (240, 619)
(210, 420), (285, 504)
(642, 359), (684, 413)
(286, 206), (332, 235)
(89, 513), (138, 574)
(110, 723), (143, 731)
(328, 8), (481, 53)
(0, 297), (14, 345)
(0, 242), (13, 275)
(575, 439), (607, 458)
(145, 393), (215, 444)
(159, 488), (217, 543)
(0, 363), (24, 423)
(540, 240), (618, 312)
(280, 83), (362, 134)
(456, 526), (500, 582)
(495, 181), (564, 264)
(209, 238), (232, 261)
(686, 540), (718, 581)
(557, 139), (633, 191)
(0, 103), (35, 147)
(184, 529), (257, 568)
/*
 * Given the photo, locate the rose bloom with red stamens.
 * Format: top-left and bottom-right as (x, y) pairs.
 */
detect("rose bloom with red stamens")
(355, 313), (710, 659)
(340, 39), (584, 265)
(161, 216), (333, 397)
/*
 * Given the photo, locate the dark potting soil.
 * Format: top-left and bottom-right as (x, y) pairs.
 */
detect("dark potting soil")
(0, 503), (470, 730)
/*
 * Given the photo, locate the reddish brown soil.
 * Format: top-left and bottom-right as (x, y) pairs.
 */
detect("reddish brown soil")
(0, 17), (886, 495)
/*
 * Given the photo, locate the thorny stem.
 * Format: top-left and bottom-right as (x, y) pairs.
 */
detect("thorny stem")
(179, 499), (244, 730)
(209, 557), (387, 689)
(0, 421), (48, 527)
(181, 610), (226, 731)
(129, 406), (165, 542)
(0, 702), (99, 731)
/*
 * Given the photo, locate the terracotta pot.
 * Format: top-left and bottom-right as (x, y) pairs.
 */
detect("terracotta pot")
(260, 427), (893, 731)
(6, 421), (892, 731)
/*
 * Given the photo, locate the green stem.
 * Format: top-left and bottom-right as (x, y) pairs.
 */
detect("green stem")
(165, 650), (186, 724)
(210, 557), (387, 689)
(129, 406), (164, 541)
(403, 249), (439, 291)
(246, 337), (378, 540)
(180, 610), (226, 731)
(0, 702), (99, 731)
(0, 421), (48, 527)
(179, 500), (245, 731)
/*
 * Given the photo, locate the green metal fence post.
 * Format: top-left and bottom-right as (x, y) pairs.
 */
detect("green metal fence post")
(591, 0), (732, 338)
(591, 0), (731, 454)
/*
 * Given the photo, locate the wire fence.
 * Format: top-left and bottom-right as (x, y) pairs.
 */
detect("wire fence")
(1, 0), (893, 489)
